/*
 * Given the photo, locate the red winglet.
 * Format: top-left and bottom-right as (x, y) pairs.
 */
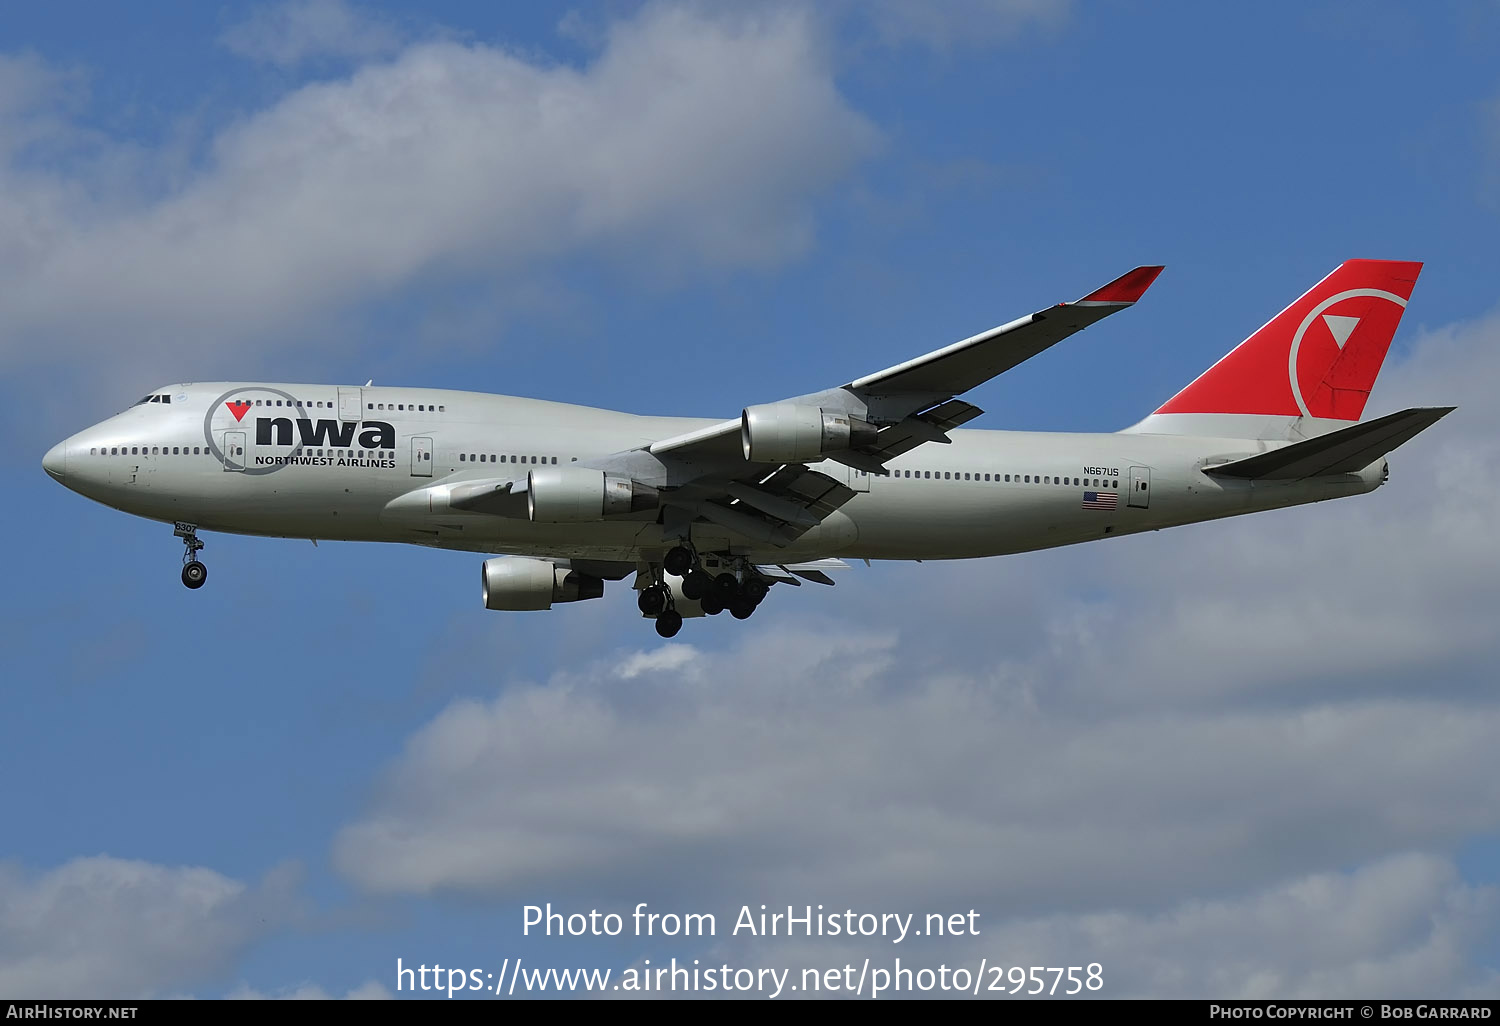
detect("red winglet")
(1079, 265), (1164, 305)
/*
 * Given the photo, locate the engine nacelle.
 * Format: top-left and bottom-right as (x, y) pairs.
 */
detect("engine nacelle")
(482, 557), (604, 611)
(527, 466), (659, 523)
(740, 402), (876, 463)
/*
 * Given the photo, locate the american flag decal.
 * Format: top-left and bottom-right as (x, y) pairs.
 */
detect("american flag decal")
(1082, 490), (1118, 511)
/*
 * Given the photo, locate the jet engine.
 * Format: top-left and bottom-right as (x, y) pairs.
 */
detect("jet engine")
(740, 402), (877, 463)
(482, 557), (604, 611)
(527, 466), (659, 523)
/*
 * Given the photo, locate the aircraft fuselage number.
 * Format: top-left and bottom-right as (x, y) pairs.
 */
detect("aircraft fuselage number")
(1082, 466), (1119, 477)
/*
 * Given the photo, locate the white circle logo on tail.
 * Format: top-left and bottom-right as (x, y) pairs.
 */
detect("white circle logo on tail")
(1287, 288), (1407, 418)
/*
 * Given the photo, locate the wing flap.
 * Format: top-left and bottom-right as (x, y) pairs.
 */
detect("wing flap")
(1202, 407), (1455, 480)
(671, 465), (855, 547)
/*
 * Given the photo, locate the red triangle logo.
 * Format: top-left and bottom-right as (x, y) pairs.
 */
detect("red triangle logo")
(226, 401), (252, 422)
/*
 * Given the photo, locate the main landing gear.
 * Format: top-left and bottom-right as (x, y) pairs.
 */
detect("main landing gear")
(642, 545), (773, 636)
(654, 608), (684, 639)
(174, 522), (207, 590)
(638, 561), (681, 638)
(663, 544), (694, 577)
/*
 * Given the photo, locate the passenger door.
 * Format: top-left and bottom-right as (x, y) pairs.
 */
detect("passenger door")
(223, 431), (246, 472)
(1128, 466), (1150, 508)
(410, 436), (433, 477)
(338, 387), (363, 423)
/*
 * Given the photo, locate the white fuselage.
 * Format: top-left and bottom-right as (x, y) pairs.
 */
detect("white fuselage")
(45, 382), (1384, 566)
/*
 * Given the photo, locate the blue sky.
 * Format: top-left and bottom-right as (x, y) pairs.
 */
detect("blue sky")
(4, 0), (1500, 999)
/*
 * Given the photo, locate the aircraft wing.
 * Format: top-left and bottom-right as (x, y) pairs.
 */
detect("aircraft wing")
(646, 265), (1163, 473)
(584, 266), (1164, 548)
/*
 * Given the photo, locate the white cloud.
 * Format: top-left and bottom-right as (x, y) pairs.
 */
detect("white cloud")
(331, 307), (1500, 994)
(0, 856), (298, 998)
(225, 978), (391, 999)
(618, 643), (699, 680)
(220, 0), (404, 67)
(335, 624), (1500, 909)
(715, 853), (1498, 998)
(1036, 853), (1500, 999)
(0, 6), (876, 379)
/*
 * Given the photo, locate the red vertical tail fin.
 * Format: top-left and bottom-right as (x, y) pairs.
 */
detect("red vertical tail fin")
(1136, 260), (1422, 436)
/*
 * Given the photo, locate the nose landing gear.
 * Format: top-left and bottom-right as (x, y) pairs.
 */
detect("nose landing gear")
(174, 522), (207, 590)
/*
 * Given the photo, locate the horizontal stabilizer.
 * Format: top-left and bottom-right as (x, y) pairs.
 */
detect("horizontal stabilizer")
(1203, 407), (1455, 480)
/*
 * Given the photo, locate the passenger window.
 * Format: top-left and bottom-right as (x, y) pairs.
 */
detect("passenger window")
(438, 405), (445, 412)
(460, 454), (466, 461)
(367, 403), (374, 410)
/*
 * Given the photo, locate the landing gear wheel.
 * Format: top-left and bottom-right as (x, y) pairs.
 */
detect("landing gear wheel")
(741, 578), (769, 605)
(713, 573), (740, 603)
(700, 594), (725, 616)
(682, 570), (711, 600)
(655, 609), (683, 638)
(638, 586), (667, 616)
(729, 599), (755, 620)
(174, 522), (207, 589)
(663, 546), (694, 577)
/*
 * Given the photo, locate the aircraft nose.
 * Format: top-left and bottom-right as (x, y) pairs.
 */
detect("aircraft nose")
(42, 441), (67, 483)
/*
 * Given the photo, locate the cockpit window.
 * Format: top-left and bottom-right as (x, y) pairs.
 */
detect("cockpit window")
(132, 394), (173, 406)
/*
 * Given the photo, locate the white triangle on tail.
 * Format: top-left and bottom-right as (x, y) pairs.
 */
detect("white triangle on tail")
(1323, 314), (1359, 349)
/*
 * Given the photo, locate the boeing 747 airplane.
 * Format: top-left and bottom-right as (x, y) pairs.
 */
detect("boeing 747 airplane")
(43, 260), (1450, 637)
